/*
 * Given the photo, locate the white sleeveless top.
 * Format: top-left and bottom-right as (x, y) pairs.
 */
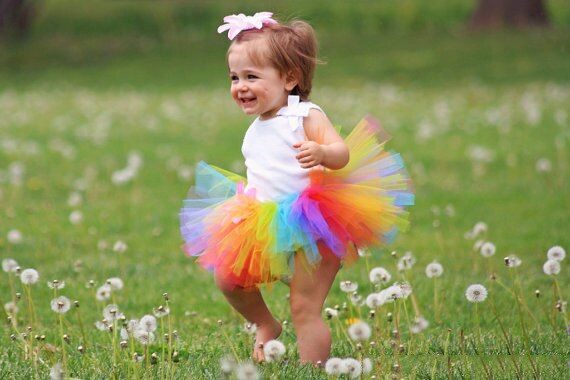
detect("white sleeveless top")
(242, 95), (324, 202)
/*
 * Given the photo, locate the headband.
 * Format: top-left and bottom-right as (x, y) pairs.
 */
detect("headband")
(217, 12), (277, 40)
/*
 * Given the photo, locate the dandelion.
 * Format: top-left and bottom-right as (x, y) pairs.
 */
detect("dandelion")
(325, 357), (346, 375)
(347, 321), (371, 341)
(152, 305), (170, 318)
(220, 354), (236, 375)
(397, 282), (413, 299)
(547, 246), (566, 262)
(349, 293), (362, 305)
(465, 284), (488, 303)
(2, 258), (18, 272)
(504, 255), (522, 268)
(369, 267), (391, 285)
(103, 304), (123, 321)
(95, 320), (112, 332)
(343, 358), (362, 378)
(340, 281), (358, 293)
(67, 192), (82, 207)
(242, 322), (257, 334)
(380, 285), (402, 303)
(324, 307), (338, 319)
(543, 259), (561, 276)
(397, 252), (416, 271)
(113, 240), (127, 253)
(410, 316), (429, 334)
(480, 242), (496, 257)
(535, 158), (552, 173)
(235, 362), (260, 380)
(47, 280), (65, 290)
(472, 222), (488, 237)
(473, 239), (485, 251)
(49, 362), (64, 380)
(69, 210), (83, 225)
(365, 293), (384, 308)
(263, 339), (286, 362)
(7, 229), (23, 244)
(95, 284), (112, 301)
(50, 296), (71, 314)
(357, 246), (371, 257)
(20, 268), (39, 285)
(134, 329), (155, 345)
(139, 314), (157, 332)
(466, 284), (487, 346)
(106, 277), (124, 290)
(363, 358), (373, 373)
(425, 261), (443, 278)
(5, 301), (18, 314)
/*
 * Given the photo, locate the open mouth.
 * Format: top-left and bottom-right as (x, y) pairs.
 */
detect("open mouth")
(240, 97), (257, 106)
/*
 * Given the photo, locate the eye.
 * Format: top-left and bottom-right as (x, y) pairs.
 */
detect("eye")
(247, 74), (258, 80)
(230, 75), (238, 82)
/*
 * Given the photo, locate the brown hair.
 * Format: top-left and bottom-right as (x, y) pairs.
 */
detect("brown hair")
(228, 20), (319, 101)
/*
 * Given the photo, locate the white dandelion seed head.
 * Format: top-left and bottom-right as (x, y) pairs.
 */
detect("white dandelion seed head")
(349, 293), (362, 306)
(543, 259), (561, 276)
(106, 277), (124, 290)
(134, 329), (155, 345)
(220, 354), (237, 375)
(125, 319), (139, 336)
(325, 357), (345, 375)
(347, 321), (371, 341)
(425, 261), (444, 278)
(95, 284), (112, 301)
(473, 239), (485, 251)
(153, 305), (170, 318)
(120, 327), (129, 340)
(380, 285), (402, 303)
(103, 304), (123, 321)
(362, 358), (373, 374)
(242, 322), (257, 335)
(410, 316), (429, 334)
(47, 280), (65, 290)
(365, 293), (384, 308)
(263, 339), (286, 362)
(472, 222), (488, 237)
(69, 210), (83, 225)
(4, 301), (18, 314)
(547, 246), (565, 262)
(50, 296), (71, 314)
(465, 284), (488, 303)
(397, 252), (416, 271)
(357, 246), (371, 257)
(397, 282), (413, 299)
(49, 362), (64, 380)
(535, 158), (552, 173)
(67, 192), (82, 207)
(505, 255), (522, 268)
(340, 280), (358, 293)
(343, 358), (362, 378)
(480, 242), (496, 257)
(235, 362), (260, 380)
(369, 267), (391, 284)
(324, 307), (338, 318)
(2, 258), (18, 273)
(7, 229), (23, 244)
(20, 268), (39, 285)
(113, 240), (127, 253)
(139, 314), (157, 332)
(95, 320), (112, 332)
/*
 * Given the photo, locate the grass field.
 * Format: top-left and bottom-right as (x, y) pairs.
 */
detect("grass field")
(1, 1), (569, 379)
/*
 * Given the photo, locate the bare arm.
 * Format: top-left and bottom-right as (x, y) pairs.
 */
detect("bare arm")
(293, 109), (349, 170)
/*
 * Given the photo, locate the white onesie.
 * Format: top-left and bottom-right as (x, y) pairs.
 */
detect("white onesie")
(242, 95), (324, 202)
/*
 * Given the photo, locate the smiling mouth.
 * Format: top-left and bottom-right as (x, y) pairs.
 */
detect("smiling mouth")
(240, 97), (256, 105)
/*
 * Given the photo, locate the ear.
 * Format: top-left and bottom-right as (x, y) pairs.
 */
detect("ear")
(284, 71), (298, 92)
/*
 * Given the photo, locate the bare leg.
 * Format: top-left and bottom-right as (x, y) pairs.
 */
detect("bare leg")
(214, 271), (282, 362)
(289, 242), (341, 364)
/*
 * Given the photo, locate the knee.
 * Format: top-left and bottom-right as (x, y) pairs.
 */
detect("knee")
(214, 271), (236, 293)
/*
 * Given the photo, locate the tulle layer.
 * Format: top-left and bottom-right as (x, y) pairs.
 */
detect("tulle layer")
(179, 117), (414, 287)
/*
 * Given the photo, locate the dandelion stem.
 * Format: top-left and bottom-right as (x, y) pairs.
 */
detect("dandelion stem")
(553, 277), (569, 327)
(402, 299), (414, 354)
(160, 317), (165, 380)
(474, 303), (482, 349)
(433, 277), (439, 323)
(59, 313), (67, 377)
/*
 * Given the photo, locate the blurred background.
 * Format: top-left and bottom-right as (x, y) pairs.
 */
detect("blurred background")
(1, 0), (569, 90)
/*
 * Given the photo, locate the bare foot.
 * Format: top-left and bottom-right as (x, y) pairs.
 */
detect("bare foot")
(252, 318), (282, 362)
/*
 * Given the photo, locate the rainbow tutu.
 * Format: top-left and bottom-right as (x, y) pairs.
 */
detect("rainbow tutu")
(179, 117), (414, 288)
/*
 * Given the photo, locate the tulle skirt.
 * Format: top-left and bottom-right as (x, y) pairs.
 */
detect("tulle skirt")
(179, 117), (414, 288)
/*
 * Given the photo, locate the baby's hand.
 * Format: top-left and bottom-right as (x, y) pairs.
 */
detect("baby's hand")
(293, 141), (325, 169)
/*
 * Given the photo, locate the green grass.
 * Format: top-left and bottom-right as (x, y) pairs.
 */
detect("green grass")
(0, 1), (569, 379)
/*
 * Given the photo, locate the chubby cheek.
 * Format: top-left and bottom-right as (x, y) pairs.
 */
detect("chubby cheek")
(230, 87), (241, 106)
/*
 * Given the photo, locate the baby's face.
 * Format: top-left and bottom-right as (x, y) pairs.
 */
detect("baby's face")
(228, 40), (295, 120)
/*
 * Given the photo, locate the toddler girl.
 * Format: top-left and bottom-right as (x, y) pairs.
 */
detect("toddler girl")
(180, 12), (413, 364)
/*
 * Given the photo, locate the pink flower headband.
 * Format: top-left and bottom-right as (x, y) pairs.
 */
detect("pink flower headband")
(217, 12), (278, 40)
